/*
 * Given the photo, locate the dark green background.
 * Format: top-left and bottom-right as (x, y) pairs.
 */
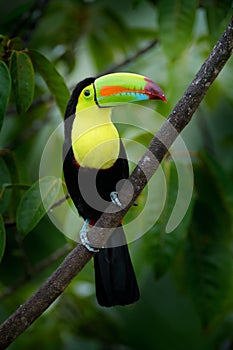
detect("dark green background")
(0, 1), (233, 349)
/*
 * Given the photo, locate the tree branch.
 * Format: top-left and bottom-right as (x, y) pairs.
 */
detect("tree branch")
(11, 0), (51, 44)
(0, 16), (232, 350)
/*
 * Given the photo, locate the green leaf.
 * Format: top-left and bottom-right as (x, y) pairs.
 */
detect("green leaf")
(0, 214), (6, 263)
(0, 60), (11, 130)
(28, 50), (70, 115)
(10, 50), (35, 114)
(88, 33), (114, 71)
(205, 0), (232, 44)
(183, 153), (233, 327)
(143, 160), (193, 279)
(7, 37), (23, 51)
(209, 313), (233, 349)
(0, 35), (8, 55)
(0, 158), (11, 214)
(16, 176), (61, 236)
(158, 0), (198, 60)
(0, 149), (21, 220)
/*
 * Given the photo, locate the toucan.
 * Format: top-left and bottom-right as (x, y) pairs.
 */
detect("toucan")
(63, 72), (166, 307)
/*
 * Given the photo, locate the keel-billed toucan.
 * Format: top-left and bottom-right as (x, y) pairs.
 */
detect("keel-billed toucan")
(63, 72), (166, 307)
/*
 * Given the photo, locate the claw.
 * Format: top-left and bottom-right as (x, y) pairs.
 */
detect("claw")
(110, 191), (122, 207)
(80, 219), (100, 253)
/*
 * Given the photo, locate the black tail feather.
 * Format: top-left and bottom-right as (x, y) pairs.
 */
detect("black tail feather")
(94, 226), (140, 307)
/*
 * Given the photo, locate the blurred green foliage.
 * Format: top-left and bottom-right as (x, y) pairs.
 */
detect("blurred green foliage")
(0, 0), (233, 349)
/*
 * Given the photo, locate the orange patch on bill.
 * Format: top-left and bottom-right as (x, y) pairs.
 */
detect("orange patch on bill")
(100, 86), (127, 96)
(100, 85), (145, 97)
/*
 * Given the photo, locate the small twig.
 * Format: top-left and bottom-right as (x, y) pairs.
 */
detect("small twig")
(0, 15), (232, 350)
(49, 194), (70, 211)
(99, 39), (158, 76)
(0, 244), (71, 301)
(4, 193), (70, 228)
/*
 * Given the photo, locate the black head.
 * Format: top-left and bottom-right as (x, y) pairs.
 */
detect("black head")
(64, 77), (96, 120)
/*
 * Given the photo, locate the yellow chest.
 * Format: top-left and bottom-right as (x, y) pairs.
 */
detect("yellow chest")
(71, 107), (120, 169)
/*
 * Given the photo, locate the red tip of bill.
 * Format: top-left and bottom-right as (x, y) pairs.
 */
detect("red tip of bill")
(144, 78), (167, 102)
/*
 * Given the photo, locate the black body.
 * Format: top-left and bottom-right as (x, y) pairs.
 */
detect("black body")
(63, 78), (139, 306)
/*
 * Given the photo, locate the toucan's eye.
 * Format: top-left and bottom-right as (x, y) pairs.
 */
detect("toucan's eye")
(84, 89), (91, 97)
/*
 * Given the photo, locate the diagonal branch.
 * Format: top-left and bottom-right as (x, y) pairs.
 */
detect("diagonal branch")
(0, 15), (232, 350)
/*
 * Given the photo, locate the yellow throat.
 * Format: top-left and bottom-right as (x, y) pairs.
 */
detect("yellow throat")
(71, 105), (120, 169)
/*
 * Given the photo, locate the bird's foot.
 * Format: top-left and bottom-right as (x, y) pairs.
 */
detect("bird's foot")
(110, 191), (122, 207)
(80, 219), (100, 253)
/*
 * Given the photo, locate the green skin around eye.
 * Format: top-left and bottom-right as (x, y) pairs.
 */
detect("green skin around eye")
(84, 90), (91, 97)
